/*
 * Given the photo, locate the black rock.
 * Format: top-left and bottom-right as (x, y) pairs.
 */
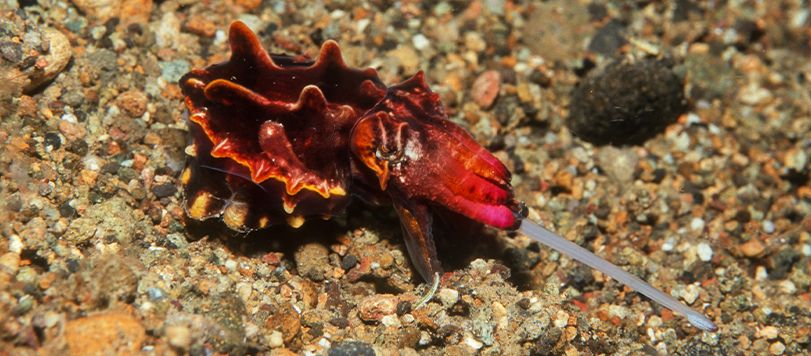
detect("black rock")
(151, 183), (178, 198)
(588, 20), (627, 56)
(328, 341), (375, 356)
(567, 58), (686, 146)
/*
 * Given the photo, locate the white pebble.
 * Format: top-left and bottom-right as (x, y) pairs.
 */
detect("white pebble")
(690, 217), (705, 231)
(412, 34), (430, 51)
(464, 335), (484, 350)
(553, 310), (569, 328)
(662, 237), (676, 252)
(438, 288), (459, 307)
(763, 220), (775, 234)
(268, 330), (283, 348)
(381, 314), (401, 327)
(697, 242), (713, 262)
(686, 112), (701, 126)
(755, 266), (769, 280)
(166, 325), (191, 350)
(779, 280), (796, 294)
(680, 284), (700, 305)
(770, 341), (786, 355)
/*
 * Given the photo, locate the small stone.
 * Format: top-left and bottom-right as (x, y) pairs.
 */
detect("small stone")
(265, 304), (300, 344)
(294, 243), (329, 281)
(268, 330), (283, 348)
(0, 41), (22, 63)
(387, 45), (420, 74)
(24, 29), (73, 93)
(691, 218), (706, 231)
(358, 294), (398, 322)
(185, 15), (217, 37)
(147, 287), (165, 301)
(71, 0), (152, 25)
(471, 70), (501, 109)
(437, 288), (459, 307)
(553, 310), (570, 328)
(116, 90), (148, 117)
(329, 341), (375, 356)
(381, 314), (400, 327)
(697, 242), (713, 262)
(740, 239), (765, 257)
(64, 311), (146, 355)
(597, 146), (638, 184)
(412, 34), (430, 51)
(340, 255), (357, 270)
(148, 184), (176, 200)
(757, 326), (779, 339)
(680, 284), (700, 305)
(769, 341), (785, 355)
(59, 120), (87, 142)
(0, 252), (20, 275)
(160, 59), (191, 83)
(464, 335), (484, 350)
(784, 147), (807, 172)
(165, 325), (191, 350)
(779, 280), (796, 294)
(762, 220), (775, 234)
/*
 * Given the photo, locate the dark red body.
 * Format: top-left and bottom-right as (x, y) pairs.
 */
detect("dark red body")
(179, 22), (525, 281)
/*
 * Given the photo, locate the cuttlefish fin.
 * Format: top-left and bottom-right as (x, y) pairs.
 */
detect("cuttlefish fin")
(392, 200), (443, 282)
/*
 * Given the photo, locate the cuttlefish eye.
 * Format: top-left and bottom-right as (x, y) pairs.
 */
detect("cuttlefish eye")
(375, 132), (405, 163)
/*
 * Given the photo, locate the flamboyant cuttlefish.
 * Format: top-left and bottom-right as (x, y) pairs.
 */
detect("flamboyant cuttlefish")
(179, 21), (716, 332)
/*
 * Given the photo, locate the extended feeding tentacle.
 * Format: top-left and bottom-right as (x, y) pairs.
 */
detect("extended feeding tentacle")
(519, 220), (718, 332)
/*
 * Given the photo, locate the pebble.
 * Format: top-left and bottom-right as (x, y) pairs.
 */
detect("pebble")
(64, 311), (146, 355)
(680, 284), (700, 305)
(471, 70), (501, 109)
(71, 0), (152, 25)
(690, 218), (705, 231)
(265, 304), (300, 344)
(268, 330), (284, 348)
(165, 325), (191, 350)
(412, 34), (430, 51)
(697, 242), (713, 262)
(553, 310), (570, 328)
(437, 288), (460, 307)
(151, 183), (177, 198)
(784, 147), (807, 171)
(757, 326), (779, 339)
(769, 341), (786, 355)
(0, 252), (20, 275)
(762, 220), (775, 234)
(160, 60), (191, 82)
(597, 146), (638, 184)
(381, 314), (401, 327)
(116, 90), (148, 117)
(328, 341), (375, 356)
(24, 29), (73, 93)
(740, 239), (765, 257)
(464, 335), (484, 350)
(358, 294), (398, 322)
(184, 15), (217, 38)
(294, 243), (329, 281)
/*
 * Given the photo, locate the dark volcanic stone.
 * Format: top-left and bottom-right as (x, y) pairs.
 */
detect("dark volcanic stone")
(588, 20), (626, 56)
(151, 183), (178, 198)
(567, 58), (686, 146)
(328, 341), (375, 356)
